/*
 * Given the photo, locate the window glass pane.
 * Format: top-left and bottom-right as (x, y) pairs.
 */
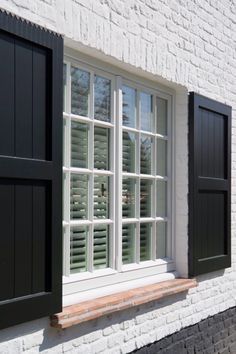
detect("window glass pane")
(70, 174), (88, 220)
(71, 67), (90, 116)
(157, 139), (167, 176)
(157, 97), (167, 135)
(140, 179), (152, 217)
(94, 126), (109, 170)
(94, 75), (111, 122)
(94, 176), (109, 219)
(122, 224), (136, 264)
(156, 222), (167, 259)
(123, 131), (136, 172)
(93, 225), (109, 269)
(122, 85), (136, 128)
(156, 180), (167, 217)
(122, 178), (136, 218)
(70, 226), (88, 273)
(63, 63), (66, 112)
(140, 223), (152, 261)
(71, 121), (88, 168)
(140, 135), (152, 174)
(140, 92), (152, 132)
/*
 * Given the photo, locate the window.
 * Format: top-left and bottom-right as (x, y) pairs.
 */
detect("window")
(63, 56), (173, 294)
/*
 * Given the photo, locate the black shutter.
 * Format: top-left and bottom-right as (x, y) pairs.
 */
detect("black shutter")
(189, 92), (231, 276)
(0, 10), (63, 329)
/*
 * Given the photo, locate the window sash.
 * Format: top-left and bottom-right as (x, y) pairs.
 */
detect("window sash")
(63, 57), (173, 285)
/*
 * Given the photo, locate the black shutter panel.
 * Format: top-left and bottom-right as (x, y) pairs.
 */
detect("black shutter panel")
(189, 92), (231, 277)
(0, 10), (63, 329)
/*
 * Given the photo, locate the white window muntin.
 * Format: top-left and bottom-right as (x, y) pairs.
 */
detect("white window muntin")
(120, 79), (172, 270)
(63, 56), (174, 291)
(63, 59), (116, 277)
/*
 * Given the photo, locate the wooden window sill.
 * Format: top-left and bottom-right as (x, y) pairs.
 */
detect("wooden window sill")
(51, 278), (197, 329)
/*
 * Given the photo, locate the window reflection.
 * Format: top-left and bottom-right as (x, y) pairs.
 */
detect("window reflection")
(71, 67), (90, 116)
(140, 92), (152, 132)
(94, 75), (111, 122)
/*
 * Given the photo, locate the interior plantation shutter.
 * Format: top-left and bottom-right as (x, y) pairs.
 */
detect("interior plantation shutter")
(70, 125), (109, 272)
(0, 11), (63, 329)
(189, 92), (231, 277)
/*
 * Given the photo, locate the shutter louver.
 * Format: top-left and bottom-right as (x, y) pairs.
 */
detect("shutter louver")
(70, 174), (88, 220)
(122, 224), (135, 264)
(0, 11), (63, 329)
(94, 127), (109, 170)
(71, 121), (88, 168)
(189, 92), (231, 276)
(93, 225), (109, 269)
(70, 227), (88, 273)
(140, 223), (151, 261)
(122, 131), (135, 172)
(122, 178), (135, 218)
(94, 176), (109, 219)
(140, 180), (151, 217)
(140, 135), (151, 174)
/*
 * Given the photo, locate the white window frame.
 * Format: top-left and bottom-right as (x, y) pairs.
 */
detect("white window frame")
(120, 79), (172, 271)
(63, 49), (175, 298)
(63, 59), (116, 276)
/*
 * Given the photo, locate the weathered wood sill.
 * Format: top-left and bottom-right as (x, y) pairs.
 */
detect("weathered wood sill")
(51, 278), (197, 329)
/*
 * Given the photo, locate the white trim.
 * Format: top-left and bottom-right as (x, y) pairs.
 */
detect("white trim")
(62, 53), (175, 296)
(115, 76), (123, 272)
(65, 47), (175, 97)
(63, 271), (178, 306)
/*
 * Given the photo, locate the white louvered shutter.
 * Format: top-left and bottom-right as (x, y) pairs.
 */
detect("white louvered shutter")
(70, 226), (88, 273)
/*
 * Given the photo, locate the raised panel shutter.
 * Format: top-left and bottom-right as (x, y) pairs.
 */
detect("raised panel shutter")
(189, 92), (231, 276)
(0, 10), (63, 329)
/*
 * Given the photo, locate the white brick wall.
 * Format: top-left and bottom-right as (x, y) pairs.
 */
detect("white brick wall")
(0, 0), (236, 352)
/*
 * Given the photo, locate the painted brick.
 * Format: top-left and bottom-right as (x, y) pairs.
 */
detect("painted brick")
(0, 0), (235, 353)
(134, 308), (236, 354)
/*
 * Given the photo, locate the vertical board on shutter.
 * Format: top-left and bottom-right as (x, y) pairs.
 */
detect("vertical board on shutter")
(0, 11), (63, 329)
(33, 47), (47, 160)
(14, 184), (33, 297)
(32, 183), (47, 294)
(15, 39), (33, 158)
(189, 92), (231, 277)
(0, 182), (14, 301)
(0, 32), (14, 156)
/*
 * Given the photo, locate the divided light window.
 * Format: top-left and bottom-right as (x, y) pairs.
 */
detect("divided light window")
(63, 59), (172, 281)
(122, 87), (169, 264)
